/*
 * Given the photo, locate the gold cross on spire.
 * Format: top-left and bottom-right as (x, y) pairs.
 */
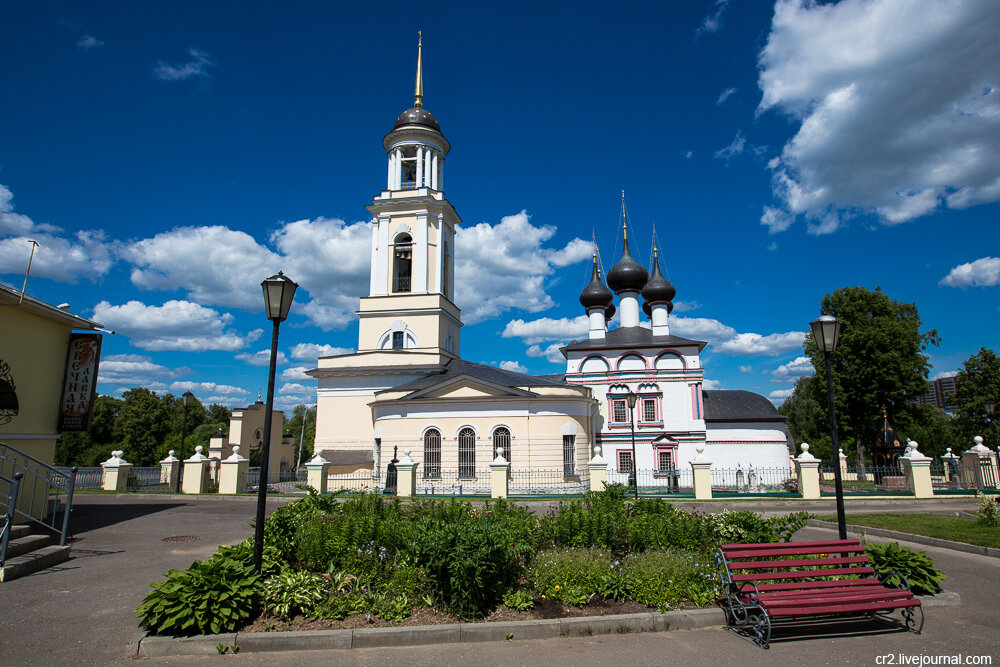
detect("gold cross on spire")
(414, 31), (424, 108)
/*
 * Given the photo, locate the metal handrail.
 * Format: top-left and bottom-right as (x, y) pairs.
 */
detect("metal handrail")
(1, 472), (24, 566)
(0, 442), (77, 546)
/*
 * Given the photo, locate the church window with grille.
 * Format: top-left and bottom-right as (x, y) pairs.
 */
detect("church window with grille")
(562, 435), (576, 476)
(611, 398), (628, 423)
(392, 331), (404, 349)
(458, 427), (476, 479)
(642, 397), (657, 422)
(393, 234), (412, 293)
(423, 429), (441, 479)
(618, 450), (634, 473)
(492, 427), (511, 463)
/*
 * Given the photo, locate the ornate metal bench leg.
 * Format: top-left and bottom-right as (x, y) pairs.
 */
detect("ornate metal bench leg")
(750, 608), (772, 649)
(902, 606), (924, 635)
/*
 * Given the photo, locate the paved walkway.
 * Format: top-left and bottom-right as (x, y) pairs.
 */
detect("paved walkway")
(1, 494), (995, 666)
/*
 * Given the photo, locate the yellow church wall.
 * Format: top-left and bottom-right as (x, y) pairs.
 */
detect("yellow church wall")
(316, 349), (446, 369)
(314, 394), (376, 448)
(228, 403), (292, 476)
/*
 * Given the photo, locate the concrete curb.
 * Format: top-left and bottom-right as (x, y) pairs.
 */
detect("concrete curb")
(807, 519), (1000, 558)
(136, 608), (727, 657)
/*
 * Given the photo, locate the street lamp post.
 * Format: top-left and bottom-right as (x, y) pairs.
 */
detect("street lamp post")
(627, 391), (638, 499)
(253, 271), (298, 573)
(811, 314), (847, 540)
(175, 391), (195, 493)
(986, 399), (996, 449)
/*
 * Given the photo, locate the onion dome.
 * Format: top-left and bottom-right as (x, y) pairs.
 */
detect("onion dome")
(605, 301), (616, 322)
(643, 301), (651, 317)
(579, 255), (613, 310)
(667, 301), (674, 314)
(641, 248), (676, 305)
(393, 106), (442, 133)
(606, 228), (648, 293)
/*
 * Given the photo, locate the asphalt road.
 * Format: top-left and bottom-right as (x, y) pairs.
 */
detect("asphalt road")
(1, 494), (994, 666)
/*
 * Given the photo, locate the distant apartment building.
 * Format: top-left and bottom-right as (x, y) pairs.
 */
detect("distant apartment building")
(917, 376), (960, 412)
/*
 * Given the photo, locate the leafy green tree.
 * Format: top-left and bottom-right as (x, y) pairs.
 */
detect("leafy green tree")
(116, 388), (174, 466)
(895, 404), (963, 458)
(953, 347), (1000, 446)
(55, 395), (122, 465)
(284, 403), (317, 466)
(206, 403), (231, 426)
(805, 286), (938, 462)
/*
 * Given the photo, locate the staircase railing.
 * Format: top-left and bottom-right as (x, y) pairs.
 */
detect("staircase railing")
(0, 442), (77, 549)
(1, 471), (24, 566)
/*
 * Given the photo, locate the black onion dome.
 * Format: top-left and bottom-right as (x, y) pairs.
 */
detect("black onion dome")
(579, 258), (613, 310)
(641, 252), (676, 305)
(394, 107), (442, 133)
(642, 301), (651, 317)
(605, 301), (616, 322)
(606, 237), (648, 293)
(667, 301), (674, 314)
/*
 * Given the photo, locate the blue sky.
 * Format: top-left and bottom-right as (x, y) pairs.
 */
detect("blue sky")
(2, 0), (998, 411)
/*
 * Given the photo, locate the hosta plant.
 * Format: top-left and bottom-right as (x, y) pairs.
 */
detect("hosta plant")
(136, 558), (262, 636)
(262, 570), (330, 620)
(866, 540), (945, 595)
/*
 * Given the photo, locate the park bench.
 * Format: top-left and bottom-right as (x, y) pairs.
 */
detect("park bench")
(715, 539), (923, 648)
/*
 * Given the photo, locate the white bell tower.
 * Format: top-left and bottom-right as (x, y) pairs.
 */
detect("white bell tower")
(358, 34), (462, 356)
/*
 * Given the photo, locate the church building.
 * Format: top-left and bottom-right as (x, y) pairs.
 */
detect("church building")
(308, 40), (793, 489)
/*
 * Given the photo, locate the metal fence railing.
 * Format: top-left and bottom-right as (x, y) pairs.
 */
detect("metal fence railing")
(606, 468), (695, 495)
(508, 469), (588, 496)
(416, 469), (492, 496)
(64, 467), (103, 490)
(245, 468), (308, 494)
(1, 442), (76, 547)
(711, 467), (794, 494)
(818, 464), (912, 494)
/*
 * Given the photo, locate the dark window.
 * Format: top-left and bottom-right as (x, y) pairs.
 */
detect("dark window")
(562, 435), (576, 476)
(611, 398), (628, 423)
(393, 234), (412, 293)
(618, 450), (634, 473)
(642, 398), (657, 422)
(493, 427), (511, 463)
(458, 427), (476, 479)
(423, 429), (441, 479)
(392, 331), (404, 349)
(657, 450), (673, 471)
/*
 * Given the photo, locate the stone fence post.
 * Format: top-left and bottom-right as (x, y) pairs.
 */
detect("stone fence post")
(962, 436), (995, 489)
(101, 450), (132, 492)
(588, 446), (608, 492)
(395, 449), (417, 498)
(793, 443), (820, 500)
(899, 440), (933, 498)
(159, 450), (179, 488)
(490, 449), (510, 499)
(306, 453), (331, 494)
(940, 448), (959, 485)
(219, 446), (249, 494)
(690, 445), (712, 500)
(182, 445), (211, 494)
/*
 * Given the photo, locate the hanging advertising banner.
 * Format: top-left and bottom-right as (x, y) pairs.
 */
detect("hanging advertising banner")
(58, 333), (103, 432)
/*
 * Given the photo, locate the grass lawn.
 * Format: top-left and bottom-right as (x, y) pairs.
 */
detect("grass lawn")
(815, 513), (1000, 549)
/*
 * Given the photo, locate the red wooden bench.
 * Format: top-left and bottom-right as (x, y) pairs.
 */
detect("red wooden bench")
(715, 539), (923, 648)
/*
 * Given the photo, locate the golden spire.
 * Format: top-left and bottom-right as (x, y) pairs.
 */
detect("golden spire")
(414, 31), (424, 108)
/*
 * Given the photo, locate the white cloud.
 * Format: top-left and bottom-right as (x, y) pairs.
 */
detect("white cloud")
(670, 316), (737, 342)
(499, 360), (528, 373)
(716, 87), (738, 105)
(671, 300), (701, 313)
(761, 206), (794, 234)
(525, 343), (566, 365)
(235, 349), (289, 367)
(739, 365), (754, 374)
(683, 150), (694, 159)
(289, 342), (354, 361)
(281, 366), (312, 381)
(97, 354), (183, 386)
(703, 379), (723, 390)
(92, 300), (261, 352)
(771, 355), (814, 382)
(931, 370), (958, 381)
(77, 35), (104, 50)
(714, 131), (746, 163)
(455, 211), (590, 324)
(940, 256), (1000, 288)
(758, 0), (1000, 231)
(697, 0), (731, 36)
(502, 316), (590, 345)
(153, 48), (214, 81)
(278, 382), (312, 394)
(768, 388), (794, 404)
(717, 331), (806, 356)
(169, 381), (249, 397)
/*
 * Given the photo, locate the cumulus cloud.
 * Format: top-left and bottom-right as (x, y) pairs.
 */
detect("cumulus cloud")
(97, 354), (183, 386)
(931, 370), (958, 381)
(716, 87), (738, 105)
(940, 257), (1000, 288)
(768, 388), (794, 404)
(77, 35), (104, 50)
(499, 360), (528, 373)
(739, 365), (754, 374)
(758, 0), (1000, 232)
(153, 48), (214, 81)
(697, 0), (731, 36)
(670, 300), (701, 313)
(169, 381), (249, 397)
(502, 316), (590, 346)
(289, 342), (354, 361)
(279, 382), (312, 394)
(670, 316), (736, 342)
(235, 349), (289, 367)
(92, 300), (261, 351)
(714, 131), (746, 163)
(771, 355), (814, 382)
(281, 367), (313, 381)
(526, 343), (566, 365)
(718, 331), (806, 356)
(702, 379), (723, 390)
(455, 211), (591, 324)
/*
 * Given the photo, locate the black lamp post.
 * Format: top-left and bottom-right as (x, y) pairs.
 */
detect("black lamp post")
(253, 271), (298, 573)
(986, 399), (996, 449)
(626, 391), (638, 499)
(811, 314), (847, 540)
(175, 391), (195, 493)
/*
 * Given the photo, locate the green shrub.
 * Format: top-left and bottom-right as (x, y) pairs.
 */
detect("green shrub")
(262, 488), (342, 561)
(310, 593), (367, 620)
(703, 509), (810, 546)
(866, 541), (945, 595)
(529, 548), (612, 605)
(623, 550), (716, 610)
(293, 493), (409, 572)
(502, 589), (535, 611)
(538, 486), (631, 551)
(136, 558), (262, 636)
(977, 492), (999, 528)
(262, 570), (329, 620)
(213, 538), (286, 577)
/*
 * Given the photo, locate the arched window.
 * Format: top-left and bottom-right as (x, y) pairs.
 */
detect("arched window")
(394, 233), (412, 293)
(458, 427), (476, 479)
(492, 427), (511, 467)
(423, 429), (441, 479)
(442, 241), (450, 299)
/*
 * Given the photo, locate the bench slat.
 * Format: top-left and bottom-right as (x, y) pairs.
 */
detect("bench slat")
(721, 540), (860, 551)
(758, 590), (915, 607)
(746, 578), (882, 593)
(731, 556), (869, 570)
(724, 545), (866, 559)
(765, 598), (921, 618)
(756, 583), (888, 598)
(732, 566), (874, 582)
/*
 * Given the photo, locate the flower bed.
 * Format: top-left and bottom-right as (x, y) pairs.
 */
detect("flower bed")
(137, 484), (811, 636)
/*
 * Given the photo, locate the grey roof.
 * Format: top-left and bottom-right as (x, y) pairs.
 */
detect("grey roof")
(0, 282), (105, 330)
(703, 390), (787, 421)
(533, 373), (567, 383)
(563, 326), (707, 353)
(316, 450), (374, 466)
(388, 358), (567, 399)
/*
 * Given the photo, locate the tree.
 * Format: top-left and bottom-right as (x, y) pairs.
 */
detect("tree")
(806, 286), (938, 462)
(55, 395), (122, 466)
(206, 403), (231, 426)
(895, 404), (963, 458)
(953, 347), (1000, 446)
(284, 403), (317, 467)
(116, 388), (173, 466)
